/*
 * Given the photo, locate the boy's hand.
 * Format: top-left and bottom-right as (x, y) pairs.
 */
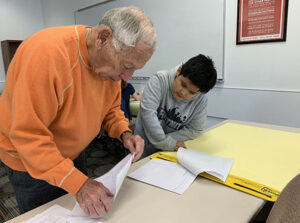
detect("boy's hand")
(175, 141), (186, 151)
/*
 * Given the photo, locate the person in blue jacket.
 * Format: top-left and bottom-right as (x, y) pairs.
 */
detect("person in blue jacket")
(121, 80), (141, 120)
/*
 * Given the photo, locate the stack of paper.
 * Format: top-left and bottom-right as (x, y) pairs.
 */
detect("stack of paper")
(128, 148), (234, 194)
(177, 148), (234, 182)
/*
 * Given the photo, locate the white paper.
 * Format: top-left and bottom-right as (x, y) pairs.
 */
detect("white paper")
(177, 148), (234, 182)
(22, 205), (70, 223)
(128, 158), (196, 194)
(22, 205), (102, 223)
(70, 153), (134, 218)
(128, 148), (234, 194)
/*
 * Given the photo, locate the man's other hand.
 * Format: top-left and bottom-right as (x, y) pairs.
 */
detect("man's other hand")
(122, 132), (144, 161)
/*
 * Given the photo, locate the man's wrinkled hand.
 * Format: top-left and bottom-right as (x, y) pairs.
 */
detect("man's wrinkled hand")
(122, 132), (144, 161)
(76, 179), (114, 217)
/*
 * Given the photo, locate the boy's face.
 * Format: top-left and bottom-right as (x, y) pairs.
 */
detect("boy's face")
(172, 67), (200, 101)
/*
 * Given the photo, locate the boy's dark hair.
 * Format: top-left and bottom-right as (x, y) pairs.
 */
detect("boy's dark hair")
(180, 54), (217, 93)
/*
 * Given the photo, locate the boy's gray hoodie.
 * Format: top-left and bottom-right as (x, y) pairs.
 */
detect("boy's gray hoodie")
(134, 66), (208, 151)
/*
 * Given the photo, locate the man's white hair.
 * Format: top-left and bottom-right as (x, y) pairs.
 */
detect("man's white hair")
(98, 6), (157, 51)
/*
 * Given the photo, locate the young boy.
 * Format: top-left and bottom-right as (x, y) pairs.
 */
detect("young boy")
(134, 54), (217, 157)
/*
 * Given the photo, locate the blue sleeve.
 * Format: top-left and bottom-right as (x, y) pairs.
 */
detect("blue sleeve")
(127, 83), (135, 95)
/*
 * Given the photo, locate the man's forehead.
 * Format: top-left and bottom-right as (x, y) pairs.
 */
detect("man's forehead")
(122, 57), (146, 70)
(122, 46), (152, 69)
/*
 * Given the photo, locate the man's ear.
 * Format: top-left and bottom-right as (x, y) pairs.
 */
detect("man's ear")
(96, 27), (112, 50)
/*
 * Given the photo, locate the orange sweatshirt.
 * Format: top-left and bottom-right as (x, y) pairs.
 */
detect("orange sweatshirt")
(0, 25), (130, 195)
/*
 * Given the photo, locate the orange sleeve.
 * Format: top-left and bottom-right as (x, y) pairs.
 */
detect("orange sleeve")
(102, 87), (131, 141)
(8, 42), (87, 195)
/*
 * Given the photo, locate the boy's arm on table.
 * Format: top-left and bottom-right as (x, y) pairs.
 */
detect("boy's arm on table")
(139, 75), (177, 150)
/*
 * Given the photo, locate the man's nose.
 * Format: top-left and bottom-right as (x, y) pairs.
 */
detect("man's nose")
(120, 70), (134, 81)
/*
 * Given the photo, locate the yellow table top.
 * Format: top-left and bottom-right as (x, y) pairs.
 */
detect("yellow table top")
(185, 122), (300, 192)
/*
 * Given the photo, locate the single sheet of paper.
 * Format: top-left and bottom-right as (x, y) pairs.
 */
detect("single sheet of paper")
(128, 158), (196, 194)
(177, 148), (234, 181)
(71, 153), (134, 218)
(23, 204), (102, 223)
(22, 205), (70, 223)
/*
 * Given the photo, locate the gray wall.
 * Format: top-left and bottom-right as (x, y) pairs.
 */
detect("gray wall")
(207, 87), (300, 128)
(0, 0), (45, 92)
(207, 0), (300, 128)
(74, 0), (225, 80)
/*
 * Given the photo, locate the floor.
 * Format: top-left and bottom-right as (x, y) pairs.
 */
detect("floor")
(0, 162), (18, 222)
(0, 135), (126, 222)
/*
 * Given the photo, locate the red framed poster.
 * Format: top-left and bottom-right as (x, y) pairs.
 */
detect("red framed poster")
(237, 0), (289, 44)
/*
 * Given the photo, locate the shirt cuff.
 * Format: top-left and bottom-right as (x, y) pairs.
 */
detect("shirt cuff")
(59, 167), (88, 195)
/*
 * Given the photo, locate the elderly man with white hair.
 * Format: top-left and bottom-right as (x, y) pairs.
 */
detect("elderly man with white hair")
(0, 6), (156, 217)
